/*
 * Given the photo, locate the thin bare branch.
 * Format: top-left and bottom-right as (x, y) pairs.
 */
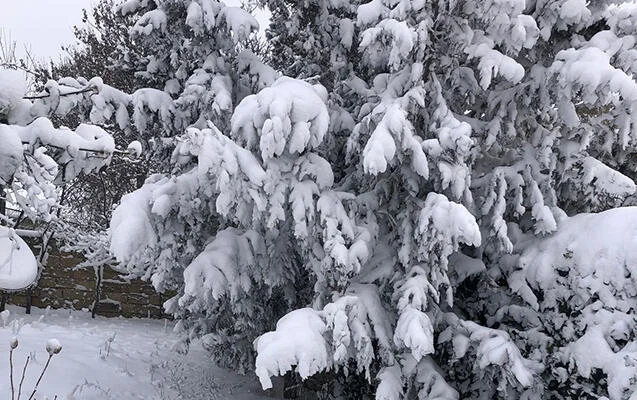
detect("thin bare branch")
(23, 86), (95, 100)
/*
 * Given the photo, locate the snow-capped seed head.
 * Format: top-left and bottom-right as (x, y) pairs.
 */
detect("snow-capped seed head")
(9, 337), (18, 349)
(45, 339), (62, 355)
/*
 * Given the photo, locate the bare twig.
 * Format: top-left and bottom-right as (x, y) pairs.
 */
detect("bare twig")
(27, 354), (52, 400)
(0, 29), (18, 68)
(23, 86), (95, 100)
(0, 30), (45, 88)
(17, 355), (29, 400)
(20, 141), (132, 157)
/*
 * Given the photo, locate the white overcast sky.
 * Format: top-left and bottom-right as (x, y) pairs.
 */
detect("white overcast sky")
(0, 0), (91, 61)
(0, 0), (270, 61)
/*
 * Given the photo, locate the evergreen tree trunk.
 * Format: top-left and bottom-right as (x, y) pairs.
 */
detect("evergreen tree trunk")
(283, 372), (300, 399)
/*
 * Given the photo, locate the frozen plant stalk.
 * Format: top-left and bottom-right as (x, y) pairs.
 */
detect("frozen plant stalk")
(26, 339), (62, 400)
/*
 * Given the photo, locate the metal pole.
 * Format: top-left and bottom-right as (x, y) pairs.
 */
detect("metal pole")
(0, 293), (7, 312)
(25, 289), (31, 314)
(0, 184), (5, 216)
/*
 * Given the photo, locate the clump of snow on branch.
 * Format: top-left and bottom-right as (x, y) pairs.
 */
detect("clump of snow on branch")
(254, 308), (330, 389)
(231, 77), (329, 160)
(0, 69), (27, 112)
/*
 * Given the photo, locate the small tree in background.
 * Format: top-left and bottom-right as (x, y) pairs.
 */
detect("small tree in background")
(34, 0), (149, 234)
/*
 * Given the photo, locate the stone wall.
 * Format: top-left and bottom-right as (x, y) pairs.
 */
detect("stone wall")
(4, 242), (169, 318)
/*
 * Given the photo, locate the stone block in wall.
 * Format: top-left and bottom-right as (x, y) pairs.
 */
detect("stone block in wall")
(125, 293), (151, 305)
(120, 302), (163, 319)
(94, 299), (121, 314)
(103, 292), (126, 304)
(149, 293), (162, 304)
(71, 268), (94, 283)
(40, 277), (77, 289)
(134, 284), (158, 296)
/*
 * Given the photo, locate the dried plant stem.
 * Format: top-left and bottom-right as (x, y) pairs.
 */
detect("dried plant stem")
(27, 354), (52, 400)
(9, 348), (14, 400)
(17, 355), (29, 400)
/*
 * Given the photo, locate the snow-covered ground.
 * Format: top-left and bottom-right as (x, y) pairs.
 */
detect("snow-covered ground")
(0, 305), (273, 400)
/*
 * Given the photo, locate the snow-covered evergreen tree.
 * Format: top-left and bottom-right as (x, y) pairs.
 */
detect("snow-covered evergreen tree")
(252, 0), (637, 398)
(87, 0), (282, 368)
(104, 0), (637, 398)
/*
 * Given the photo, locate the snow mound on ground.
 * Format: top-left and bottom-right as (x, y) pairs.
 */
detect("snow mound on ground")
(0, 305), (272, 399)
(0, 227), (38, 291)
